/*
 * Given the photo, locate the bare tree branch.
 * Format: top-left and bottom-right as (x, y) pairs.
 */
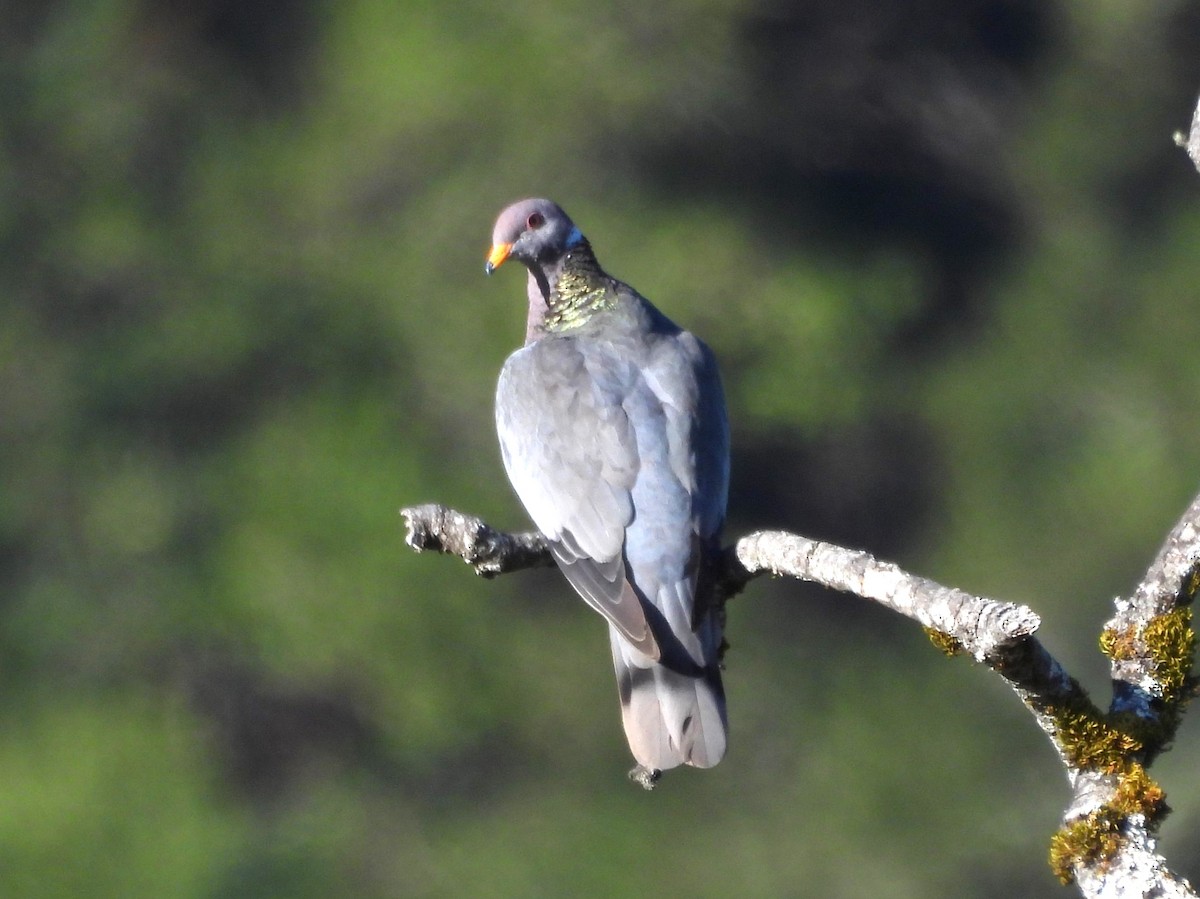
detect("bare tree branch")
(400, 497), (1199, 896)
(731, 530), (1039, 658)
(401, 504), (1040, 655)
(401, 503), (553, 577)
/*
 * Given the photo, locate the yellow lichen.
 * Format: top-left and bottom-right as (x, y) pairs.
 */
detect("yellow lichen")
(1110, 763), (1167, 820)
(1099, 626), (1137, 662)
(1105, 711), (1164, 755)
(1185, 565), (1200, 603)
(1097, 608), (1195, 748)
(1044, 603), (1191, 884)
(923, 627), (964, 657)
(1049, 815), (1122, 885)
(1143, 606), (1197, 703)
(1047, 761), (1169, 884)
(1045, 695), (1143, 773)
(1098, 627), (1116, 658)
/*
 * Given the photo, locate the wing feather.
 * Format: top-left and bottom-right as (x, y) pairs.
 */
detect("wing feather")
(496, 339), (658, 659)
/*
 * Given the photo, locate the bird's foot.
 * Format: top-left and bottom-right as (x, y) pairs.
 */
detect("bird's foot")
(627, 764), (662, 791)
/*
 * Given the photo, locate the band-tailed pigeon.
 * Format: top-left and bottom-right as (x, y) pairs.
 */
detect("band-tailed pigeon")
(486, 198), (730, 777)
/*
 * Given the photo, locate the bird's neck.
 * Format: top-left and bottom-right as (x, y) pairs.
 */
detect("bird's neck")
(531, 240), (615, 335)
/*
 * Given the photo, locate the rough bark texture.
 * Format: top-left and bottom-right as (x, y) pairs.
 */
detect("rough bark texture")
(401, 503), (553, 577)
(731, 530), (1039, 658)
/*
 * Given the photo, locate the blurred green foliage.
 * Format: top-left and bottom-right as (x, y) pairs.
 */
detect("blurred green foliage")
(2, 1), (1200, 896)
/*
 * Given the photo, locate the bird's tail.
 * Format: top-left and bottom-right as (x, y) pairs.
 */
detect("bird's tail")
(610, 627), (727, 771)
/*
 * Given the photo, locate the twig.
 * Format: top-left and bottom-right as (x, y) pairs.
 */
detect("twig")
(401, 503), (552, 577)
(731, 530), (1039, 658)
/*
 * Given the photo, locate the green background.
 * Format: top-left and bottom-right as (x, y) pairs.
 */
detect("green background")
(4, 2), (1200, 896)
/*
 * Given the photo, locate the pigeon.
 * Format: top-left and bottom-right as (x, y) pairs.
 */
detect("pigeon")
(486, 198), (730, 778)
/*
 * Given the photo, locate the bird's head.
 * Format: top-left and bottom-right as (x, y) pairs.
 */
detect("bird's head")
(486, 198), (583, 275)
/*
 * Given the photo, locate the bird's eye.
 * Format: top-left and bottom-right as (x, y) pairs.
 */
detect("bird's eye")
(526, 212), (545, 229)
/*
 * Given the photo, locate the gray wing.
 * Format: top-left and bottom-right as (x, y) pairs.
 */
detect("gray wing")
(615, 327), (730, 769)
(495, 338), (660, 659)
(621, 329), (728, 668)
(644, 331), (729, 543)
